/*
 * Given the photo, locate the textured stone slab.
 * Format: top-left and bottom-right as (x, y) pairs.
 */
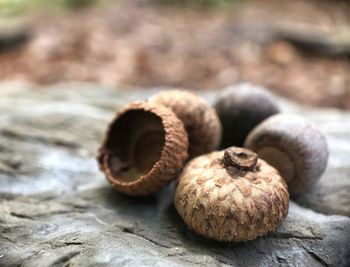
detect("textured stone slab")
(0, 82), (349, 266)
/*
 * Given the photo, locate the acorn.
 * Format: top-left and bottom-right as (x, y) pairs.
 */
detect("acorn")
(174, 146), (289, 242)
(213, 83), (280, 148)
(98, 101), (188, 196)
(149, 90), (222, 158)
(244, 114), (329, 195)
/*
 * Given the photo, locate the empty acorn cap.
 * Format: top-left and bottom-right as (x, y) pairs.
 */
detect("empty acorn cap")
(244, 114), (329, 195)
(213, 82), (280, 148)
(174, 146), (289, 242)
(149, 90), (222, 158)
(98, 101), (189, 196)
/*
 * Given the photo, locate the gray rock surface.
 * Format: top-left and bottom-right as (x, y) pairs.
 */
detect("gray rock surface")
(0, 82), (349, 266)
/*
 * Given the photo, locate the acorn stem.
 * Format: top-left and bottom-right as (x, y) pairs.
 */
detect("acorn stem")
(223, 147), (258, 171)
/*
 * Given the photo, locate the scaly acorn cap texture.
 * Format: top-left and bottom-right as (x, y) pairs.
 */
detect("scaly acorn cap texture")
(244, 114), (329, 195)
(98, 101), (189, 196)
(174, 146), (289, 242)
(213, 82), (280, 148)
(149, 90), (222, 158)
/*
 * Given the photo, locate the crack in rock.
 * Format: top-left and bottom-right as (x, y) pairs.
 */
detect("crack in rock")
(121, 227), (171, 249)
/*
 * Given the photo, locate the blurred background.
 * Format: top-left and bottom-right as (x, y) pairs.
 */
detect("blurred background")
(0, 0), (349, 109)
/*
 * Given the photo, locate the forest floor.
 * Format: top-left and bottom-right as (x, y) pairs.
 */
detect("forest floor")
(1, 0), (350, 109)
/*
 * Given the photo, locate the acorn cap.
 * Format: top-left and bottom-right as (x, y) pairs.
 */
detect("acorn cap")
(174, 147), (289, 242)
(213, 83), (280, 148)
(98, 101), (189, 196)
(244, 114), (329, 195)
(149, 90), (222, 158)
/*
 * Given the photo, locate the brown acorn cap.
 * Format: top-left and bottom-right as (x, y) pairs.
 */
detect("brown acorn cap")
(149, 90), (222, 158)
(98, 101), (189, 196)
(174, 147), (289, 242)
(244, 114), (329, 195)
(213, 83), (280, 148)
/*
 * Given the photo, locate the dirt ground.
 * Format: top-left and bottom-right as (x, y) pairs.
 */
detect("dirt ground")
(1, 0), (350, 109)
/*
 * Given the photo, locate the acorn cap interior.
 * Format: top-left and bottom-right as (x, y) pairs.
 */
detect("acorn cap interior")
(103, 109), (165, 183)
